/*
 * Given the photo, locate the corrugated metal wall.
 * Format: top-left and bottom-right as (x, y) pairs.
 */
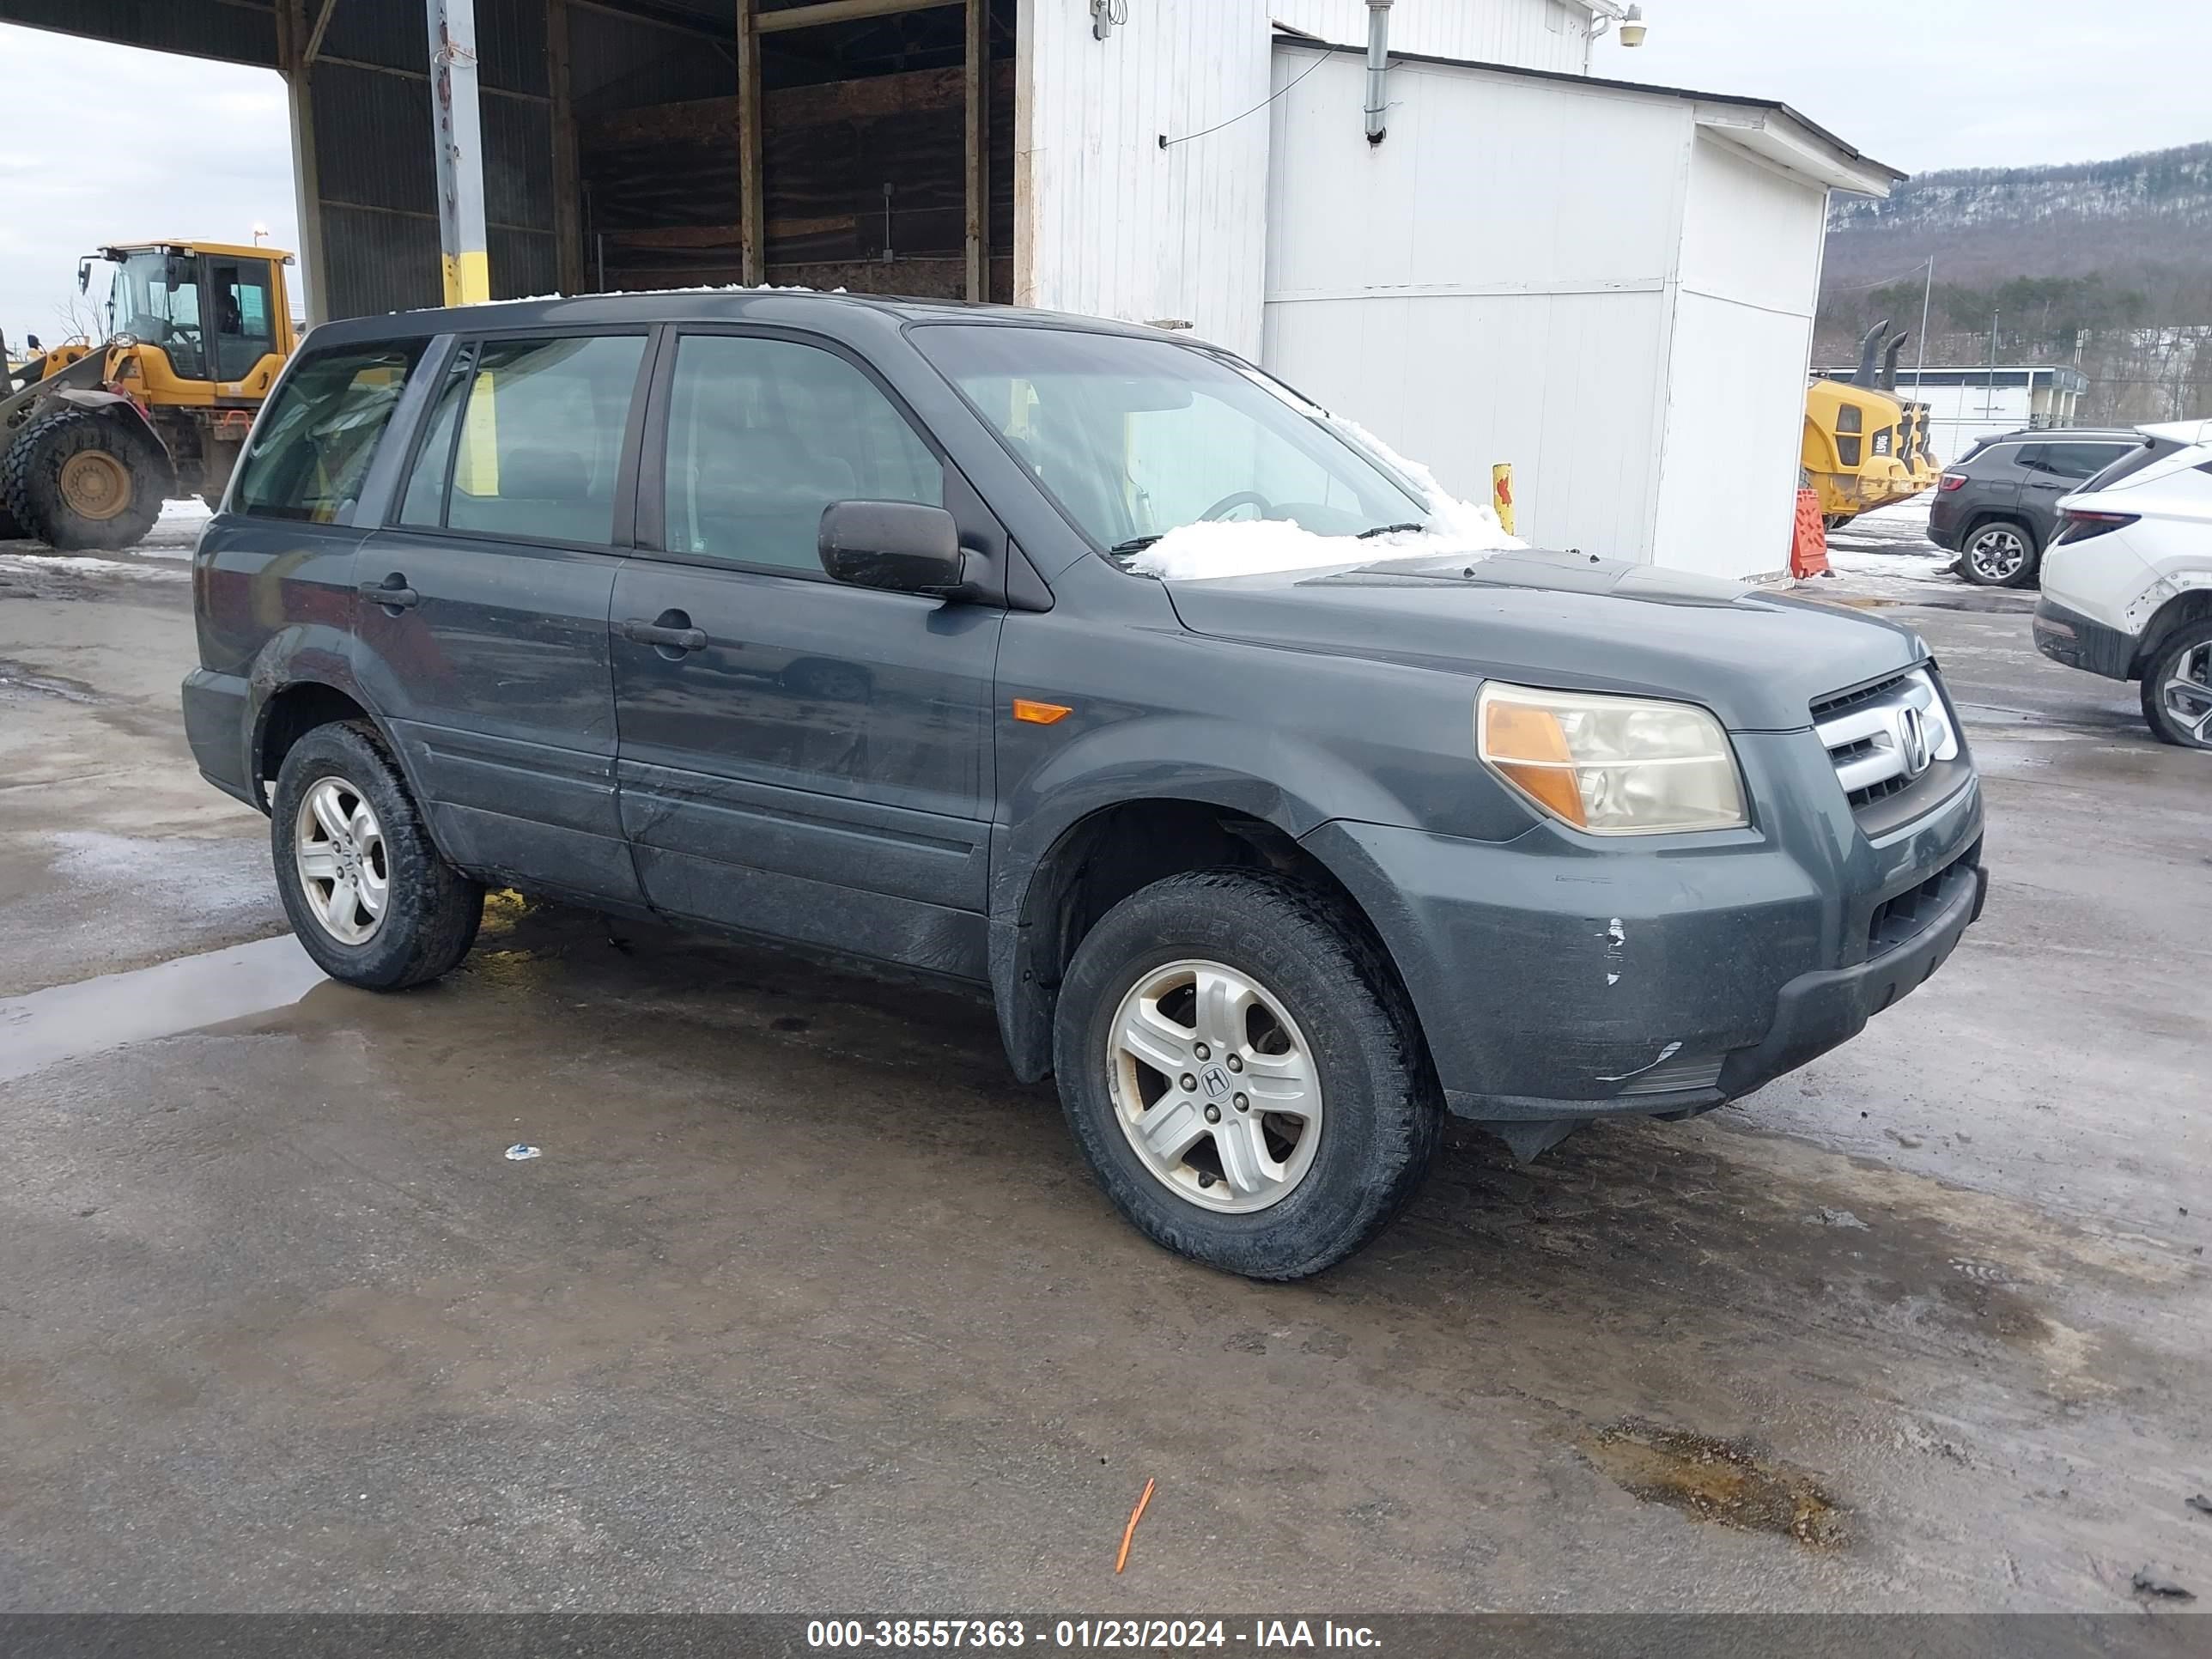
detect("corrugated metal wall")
(307, 0), (557, 317)
(0, 0), (276, 65)
(1270, 0), (1589, 71)
(568, 3), (733, 113)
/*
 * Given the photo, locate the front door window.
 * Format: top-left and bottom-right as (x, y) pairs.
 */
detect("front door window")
(210, 261), (277, 383)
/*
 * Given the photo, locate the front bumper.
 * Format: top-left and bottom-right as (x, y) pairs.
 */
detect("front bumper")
(1303, 740), (1985, 1127)
(2033, 596), (2137, 680)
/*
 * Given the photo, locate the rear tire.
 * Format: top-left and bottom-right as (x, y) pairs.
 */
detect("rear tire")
(2139, 619), (2212, 750)
(1959, 519), (2034, 587)
(270, 720), (485, 989)
(1052, 870), (1442, 1280)
(0, 408), (169, 551)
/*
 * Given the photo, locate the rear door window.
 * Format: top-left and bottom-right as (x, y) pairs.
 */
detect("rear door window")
(2035, 441), (2132, 481)
(233, 340), (426, 523)
(397, 333), (648, 545)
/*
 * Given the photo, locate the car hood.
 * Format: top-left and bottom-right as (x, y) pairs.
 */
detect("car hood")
(1159, 549), (1927, 732)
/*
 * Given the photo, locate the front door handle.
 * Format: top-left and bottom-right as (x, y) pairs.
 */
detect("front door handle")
(622, 617), (708, 653)
(359, 576), (419, 611)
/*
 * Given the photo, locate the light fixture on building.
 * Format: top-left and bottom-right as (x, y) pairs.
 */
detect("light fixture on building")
(1091, 0), (1127, 41)
(1592, 3), (1649, 47)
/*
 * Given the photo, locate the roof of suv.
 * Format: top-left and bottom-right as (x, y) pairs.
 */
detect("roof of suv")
(1973, 428), (2142, 448)
(307, 287), (1172, 349)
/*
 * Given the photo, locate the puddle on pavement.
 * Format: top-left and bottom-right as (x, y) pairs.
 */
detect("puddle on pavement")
(1579, 1419), (1846, 1549)
(0, 933), (325, 1085)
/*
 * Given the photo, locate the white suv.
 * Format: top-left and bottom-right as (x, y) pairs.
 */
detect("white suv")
(2034, 419), (2212, 749)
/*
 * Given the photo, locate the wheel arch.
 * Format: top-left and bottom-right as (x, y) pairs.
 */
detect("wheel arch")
(988, 793), (1426, 1087)
(2131, 586), (2212, 678)
(247, 661), (422, 817)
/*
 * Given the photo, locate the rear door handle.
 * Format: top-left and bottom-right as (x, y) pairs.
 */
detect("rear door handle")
(359, 577), (419, 610)
(622, 618), (708, 653)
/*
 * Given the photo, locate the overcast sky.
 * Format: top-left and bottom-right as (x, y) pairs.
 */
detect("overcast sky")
(2, 3), (2208, 341)
(1607, 0), (2209, 174)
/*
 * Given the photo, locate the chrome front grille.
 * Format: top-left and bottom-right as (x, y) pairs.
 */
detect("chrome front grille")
(1814, 667), (1960, 816)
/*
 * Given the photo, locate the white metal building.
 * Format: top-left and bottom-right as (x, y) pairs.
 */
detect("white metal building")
(1021, 2), (1899, 578)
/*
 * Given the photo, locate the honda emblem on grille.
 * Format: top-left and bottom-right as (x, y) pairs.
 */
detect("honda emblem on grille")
(1896, 706), (1931, 778)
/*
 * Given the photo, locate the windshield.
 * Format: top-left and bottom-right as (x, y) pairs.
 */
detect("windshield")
(108, 251), (204, 378)
(914, 325), (1425, 555)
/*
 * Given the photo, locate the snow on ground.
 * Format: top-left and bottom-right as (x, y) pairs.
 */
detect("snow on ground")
(139, 497), (213, 557)
(0, 552), (190, 582)
(1812, 494), (1963, 597)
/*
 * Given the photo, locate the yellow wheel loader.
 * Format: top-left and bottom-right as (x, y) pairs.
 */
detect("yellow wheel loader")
(1802, 320), (1942, 529)
(0, 241), (296, 550)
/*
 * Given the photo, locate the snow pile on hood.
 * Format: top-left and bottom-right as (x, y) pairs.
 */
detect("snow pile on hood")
(1127, 416), (1523, 581)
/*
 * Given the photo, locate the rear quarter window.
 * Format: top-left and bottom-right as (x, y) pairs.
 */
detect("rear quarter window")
(233, 341), (427, 523)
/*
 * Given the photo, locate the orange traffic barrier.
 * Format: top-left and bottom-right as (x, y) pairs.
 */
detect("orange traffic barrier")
(1790, 488), (1831, 579)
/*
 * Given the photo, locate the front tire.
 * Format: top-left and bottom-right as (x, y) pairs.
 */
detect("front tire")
(1960, 519), (2035, 587)
(0, 409), (169, 551)
(1053, 870), (1442, 1280)
(2140, 620), (2212, 750)
(270, 720), (485, 988)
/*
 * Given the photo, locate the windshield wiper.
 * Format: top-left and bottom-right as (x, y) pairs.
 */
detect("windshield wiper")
(1109, 534), (1164, 556)
(1357, 521), (1427, 539)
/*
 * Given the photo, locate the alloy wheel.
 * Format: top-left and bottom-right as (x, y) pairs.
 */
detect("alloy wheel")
(2159, 641), (2212, 747)
(1106, 958), (1323, 1213)
(294, 775), (390, 945)
(1966, 526), (2027, 583)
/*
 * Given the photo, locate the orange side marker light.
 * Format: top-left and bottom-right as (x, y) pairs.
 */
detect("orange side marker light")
(1013, 699), (1073, 726)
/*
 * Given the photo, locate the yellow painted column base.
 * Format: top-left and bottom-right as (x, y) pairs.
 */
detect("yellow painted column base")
(441, 249), (492, 307)
(1491, 463), (1516, 537)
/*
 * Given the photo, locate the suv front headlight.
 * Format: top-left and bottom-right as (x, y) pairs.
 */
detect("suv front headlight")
(1477, 682), (1748, 836)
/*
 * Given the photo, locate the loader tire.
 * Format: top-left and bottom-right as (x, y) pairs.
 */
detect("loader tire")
(0, 409), (170, 552)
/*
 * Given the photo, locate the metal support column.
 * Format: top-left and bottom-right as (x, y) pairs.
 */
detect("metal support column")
(428, 0), (492, 306)
(737, 0), (765, 286)
(964, 0), (987, 301)
(548, 0), (585, 294)
(280, 0), (334, 325)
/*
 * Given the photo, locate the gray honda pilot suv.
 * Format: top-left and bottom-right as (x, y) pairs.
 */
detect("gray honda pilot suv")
(184, 291), (1987, 1279)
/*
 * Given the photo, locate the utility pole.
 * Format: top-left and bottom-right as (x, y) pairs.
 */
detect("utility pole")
(1913, 256), (1933, 398)
(1988, 308), (2001, 419)
(427, 0), (491, 307)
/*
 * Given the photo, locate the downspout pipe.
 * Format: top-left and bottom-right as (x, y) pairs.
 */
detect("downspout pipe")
(1364, 0), (1393, 145)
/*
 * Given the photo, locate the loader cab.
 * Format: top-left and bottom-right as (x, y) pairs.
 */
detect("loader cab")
(90, 242), (296, 404)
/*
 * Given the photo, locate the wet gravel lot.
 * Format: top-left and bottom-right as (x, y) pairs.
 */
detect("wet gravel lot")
(1, 532), (2206, 1614)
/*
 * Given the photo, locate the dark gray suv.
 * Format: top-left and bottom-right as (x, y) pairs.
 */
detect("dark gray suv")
(183, 291), (1987, 1279)
(1929, 428), (2142, 586)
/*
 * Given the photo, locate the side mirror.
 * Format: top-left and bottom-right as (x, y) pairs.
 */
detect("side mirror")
(818, 500), (968, 596)
(76, 259), (90, 294)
